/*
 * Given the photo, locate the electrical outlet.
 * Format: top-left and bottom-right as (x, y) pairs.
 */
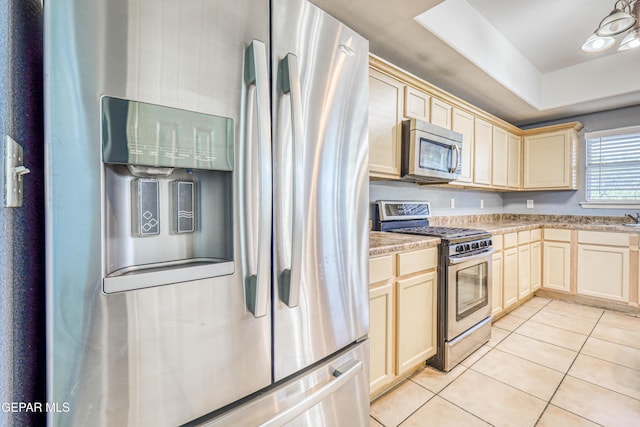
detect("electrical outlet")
(480, 199), (484, 209)
(450, 198), (455, 209)
(527, 200), (534, 209)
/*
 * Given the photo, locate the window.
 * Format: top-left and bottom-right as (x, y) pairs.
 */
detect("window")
(585, 126), (640, 204)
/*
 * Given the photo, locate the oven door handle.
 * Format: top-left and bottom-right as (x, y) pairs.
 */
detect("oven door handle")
(448, 248), (494, 265)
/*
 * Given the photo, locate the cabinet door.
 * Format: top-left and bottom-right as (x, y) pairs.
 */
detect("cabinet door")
(530, 241), (541, 292)
(491, 252), (504, 317)
(452, 108), (474, 184)
(492, 126), (508, 187)
(543, 241), (571, 292)
(369, 282), (395, 394)
(577, 244), (629, 302)
(507, 132), (521, 189)
(404, 86), (430, 122)
(523, 130), (571, 189)
(396, 271), (437, 375)
(474, 118), (492, 186)
(430, 98), (452, 129)
(369, 69), (403, 178)
(518, 244), (531, 299)
(503, 247), (518, 309)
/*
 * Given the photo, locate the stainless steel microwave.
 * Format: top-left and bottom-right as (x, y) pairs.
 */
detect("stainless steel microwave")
(401, 118), (463, 183)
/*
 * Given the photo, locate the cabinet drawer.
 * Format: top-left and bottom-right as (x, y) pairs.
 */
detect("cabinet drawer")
(492, 234), (503, 251)
(370, 255), (394, 284)
(578, 231), (629, 247)
(397, 247), (437, 276)
(504, 232), (518, 248)
(544, 228), (571, 242)
(518, 230), (530, 245)
(530, 229), (541, 242)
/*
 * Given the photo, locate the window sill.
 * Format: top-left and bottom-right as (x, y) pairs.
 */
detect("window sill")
(580, 202), (640, 209)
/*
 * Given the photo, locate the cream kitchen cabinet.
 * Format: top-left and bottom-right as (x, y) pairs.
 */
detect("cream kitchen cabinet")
(491, 234), (504, 317)
(430, 98), (452, 129)
(502, 233), (519, 310)
(531, 238), (542, 292)
(474, 118), (493, 186)
(522, 122), (582, 190)
(369, 68), (403, 179)
(517, 231), (531, 300)
(451, 108), (475, 184)
(577, 231), (630, 303)
(542, 228), (572, 293)
(404, 85), (430, 123)
(369, 246), (437, 397)
(507, 132), (521, 189)
(491, 126), (508, 188)
(369, 255), (395, 395)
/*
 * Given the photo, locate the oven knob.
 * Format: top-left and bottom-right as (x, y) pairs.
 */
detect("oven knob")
(456, 245), (463, 253)
(465, 244), (471, 251)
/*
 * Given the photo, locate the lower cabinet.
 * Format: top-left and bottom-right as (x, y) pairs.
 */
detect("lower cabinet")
(369, 247), (438, 397)
(577, 231), (630, 303)
(518, 244), (531, 300)
(531, 240), (542, 292)
(396, 271), (437, 374)
(369, 282), (394, 393)
(491, 252), (504, 317)
(542, 228), (572, 292)
(503, 247), (518, 310)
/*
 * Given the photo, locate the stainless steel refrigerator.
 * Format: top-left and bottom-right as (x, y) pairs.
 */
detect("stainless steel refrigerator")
(45, 0), (369, 425)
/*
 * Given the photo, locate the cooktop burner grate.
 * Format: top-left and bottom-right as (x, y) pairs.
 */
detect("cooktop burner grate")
(390, 226), (488, 239)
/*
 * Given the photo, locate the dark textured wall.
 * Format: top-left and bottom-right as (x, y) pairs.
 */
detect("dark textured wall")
(0, 1), (45, 426)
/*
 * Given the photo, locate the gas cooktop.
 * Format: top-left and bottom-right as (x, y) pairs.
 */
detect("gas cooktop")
(389, 226), (488, 240)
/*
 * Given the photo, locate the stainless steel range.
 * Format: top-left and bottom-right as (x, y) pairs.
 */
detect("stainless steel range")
(374, 201), (493, 371)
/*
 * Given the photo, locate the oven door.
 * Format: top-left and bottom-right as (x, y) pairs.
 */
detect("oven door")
(446, 249), (493, 340)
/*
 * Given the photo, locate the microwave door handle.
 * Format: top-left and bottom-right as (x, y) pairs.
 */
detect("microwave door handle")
(243, 40), (272, 318)
(279, 53), (304, 308)
(450, 145), (460, 173)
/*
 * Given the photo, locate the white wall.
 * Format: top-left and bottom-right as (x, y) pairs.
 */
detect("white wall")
(369, 180), (503, 219)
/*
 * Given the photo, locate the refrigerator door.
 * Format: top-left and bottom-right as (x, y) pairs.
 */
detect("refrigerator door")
(196, 340), (370, 427)
(0, 1), (45, 426)
(271, 0), (370, 381)
(45, 1), (272, 425)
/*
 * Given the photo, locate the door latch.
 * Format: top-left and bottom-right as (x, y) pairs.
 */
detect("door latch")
(4, 136), (30, 208)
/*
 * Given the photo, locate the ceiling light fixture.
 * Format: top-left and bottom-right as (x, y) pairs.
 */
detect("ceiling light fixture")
(582, 0), (639, 52)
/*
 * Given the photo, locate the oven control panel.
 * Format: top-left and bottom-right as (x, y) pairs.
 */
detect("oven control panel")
(448, 237), (493, 256)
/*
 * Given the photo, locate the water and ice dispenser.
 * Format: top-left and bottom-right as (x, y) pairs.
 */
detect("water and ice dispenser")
(101, 96), (234, 293)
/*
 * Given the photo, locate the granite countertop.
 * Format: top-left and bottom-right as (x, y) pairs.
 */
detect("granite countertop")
(369, 231), (440, 256)
(370, 214), (640, 256)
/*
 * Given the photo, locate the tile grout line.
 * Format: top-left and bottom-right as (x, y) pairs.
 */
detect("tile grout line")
(410, 298), (554, 427)
(532, 309), (607, 426)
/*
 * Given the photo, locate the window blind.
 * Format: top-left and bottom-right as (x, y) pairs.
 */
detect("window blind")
(585, 126), (640, 203)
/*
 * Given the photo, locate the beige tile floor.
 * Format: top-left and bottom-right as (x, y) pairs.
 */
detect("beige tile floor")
(370, 297), (640, 427)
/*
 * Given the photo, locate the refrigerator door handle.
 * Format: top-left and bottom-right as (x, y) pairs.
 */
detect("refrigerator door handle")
(279, 53), (303, 308)
(258, 359), (363, 427)
(243, 40), (272, 318)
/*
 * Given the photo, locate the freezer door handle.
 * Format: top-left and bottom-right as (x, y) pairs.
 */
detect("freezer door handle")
(259, 359), (363, 427)
(279, 53), (304, 308)
(243, 40), (272, 318)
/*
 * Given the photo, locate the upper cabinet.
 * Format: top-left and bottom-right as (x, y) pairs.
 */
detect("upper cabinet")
(369, 68), (404, 179)
(430, 98), (452, 129)
(523, 123), (582, 190)
(507, 132), (521, 189)
(473, 118), (492, 186)
(404, 85), (430, 123)
(451, 108), (474, 184)
(368, 55), (581, 192)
